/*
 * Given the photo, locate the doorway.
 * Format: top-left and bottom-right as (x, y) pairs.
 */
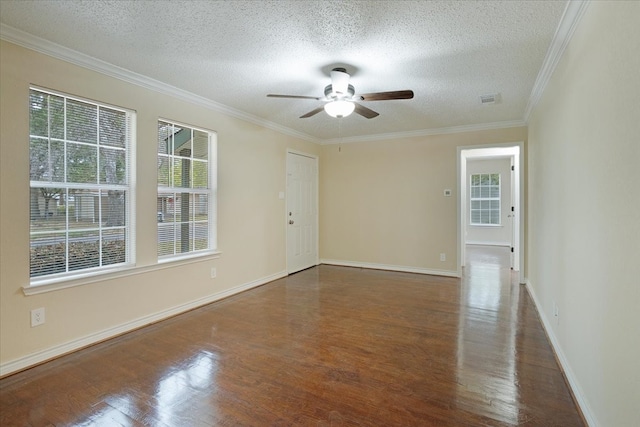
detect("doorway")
(458, 143), (523, 283)
(286, 150), (318, 274)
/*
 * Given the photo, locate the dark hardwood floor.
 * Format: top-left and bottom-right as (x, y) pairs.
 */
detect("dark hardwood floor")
(0, 246), (584, 426)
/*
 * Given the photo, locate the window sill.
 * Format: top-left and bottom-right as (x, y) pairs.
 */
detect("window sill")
(470, 224), (503, 228)
(158, 250), (220, 264)
(23, 251), (222, 296)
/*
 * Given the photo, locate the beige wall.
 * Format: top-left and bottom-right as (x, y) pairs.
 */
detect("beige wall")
(0, 41), (319, 371)
(466, 158), (513, 246)
(6, 3), (638, 422)
(319, 127), (526, 274)
(527, 2), (640, 426)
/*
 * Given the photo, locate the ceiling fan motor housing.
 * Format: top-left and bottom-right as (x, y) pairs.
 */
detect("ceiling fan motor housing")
(325, 84), (355, 100)
(328, 67), (352, 97)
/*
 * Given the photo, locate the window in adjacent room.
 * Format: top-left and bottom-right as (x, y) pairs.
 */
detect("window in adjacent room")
(470, 173), (500, 225)
(157, 120), (217, 259)
(29, 87), (135, 281)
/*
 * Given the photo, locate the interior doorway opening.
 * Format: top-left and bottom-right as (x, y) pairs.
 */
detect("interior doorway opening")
(458, 143), (524, 284)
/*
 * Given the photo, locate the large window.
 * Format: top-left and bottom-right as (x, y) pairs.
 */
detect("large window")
(157, 120), (216, 259)
(29, 88), (135, 281)
(470, 173), (501, 225)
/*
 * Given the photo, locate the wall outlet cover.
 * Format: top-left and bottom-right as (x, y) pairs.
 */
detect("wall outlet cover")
(31, 307), (45, 327)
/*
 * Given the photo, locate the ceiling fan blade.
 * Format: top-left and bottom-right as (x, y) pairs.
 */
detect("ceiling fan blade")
(357, 90), (414, 101)
(300, 106), (325, 118)
(354, 103), (379, 119)
(267, 94), (322, 100)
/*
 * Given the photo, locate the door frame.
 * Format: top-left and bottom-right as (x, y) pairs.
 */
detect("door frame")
(457, 142), (524, 283)
(285, 149), (319, 274)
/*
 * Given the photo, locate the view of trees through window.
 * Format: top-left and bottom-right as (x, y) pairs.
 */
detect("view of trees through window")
(157, 120), (213, 258)
(29, 88), (132, 278)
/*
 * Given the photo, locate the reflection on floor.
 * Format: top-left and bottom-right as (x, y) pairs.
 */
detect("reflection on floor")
(0, 247), (584, 426)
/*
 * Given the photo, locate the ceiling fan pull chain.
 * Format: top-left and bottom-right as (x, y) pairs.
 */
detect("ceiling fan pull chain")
(339, 117), (343, 152)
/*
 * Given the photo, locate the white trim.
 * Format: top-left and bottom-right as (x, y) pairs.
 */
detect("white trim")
(320, 259), (460, 278)
(157, 117), (217, 136)
(1, 24), (529, 145)
(524, 0), (590, 121)
(3, 269), (285, 377)
(465, 241), (511, 247)
(320, 120), (526, 145)
(285, 148), (318, 160)
(525, 280), (598, 427)
(458, 142), (524, 283)
(0, 23), (318, 144)
(128, 108), (138, 269)
(1, 2), (588, 145)
(24, 252), (222, 295)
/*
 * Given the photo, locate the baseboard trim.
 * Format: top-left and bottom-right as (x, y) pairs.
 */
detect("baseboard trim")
(0, 270), (287, 378)
(525, 280), (597, 427)
(320, 259), (460, 278)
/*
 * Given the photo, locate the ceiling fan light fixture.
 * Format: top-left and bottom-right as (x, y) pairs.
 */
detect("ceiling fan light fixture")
(267, 68), (411, 120)
(324, 100), (355, 118)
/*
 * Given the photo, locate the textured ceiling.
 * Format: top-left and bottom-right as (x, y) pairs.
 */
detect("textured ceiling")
(0, 0), (568, 141)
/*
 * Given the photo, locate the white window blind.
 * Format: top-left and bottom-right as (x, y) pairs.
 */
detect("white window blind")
(157, 120), (216, 259)
(29, 88), (135, 281)
(470, 173), (501, 225)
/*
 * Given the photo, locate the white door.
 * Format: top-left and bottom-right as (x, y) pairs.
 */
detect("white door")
(286, 152), (318, 274)
(509, 157), (516, 269)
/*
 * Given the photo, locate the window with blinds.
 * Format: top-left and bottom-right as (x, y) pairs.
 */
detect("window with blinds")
(157, 120), (216, 259)
(470, 173), (501, 225)
(29, 88), (135, 281)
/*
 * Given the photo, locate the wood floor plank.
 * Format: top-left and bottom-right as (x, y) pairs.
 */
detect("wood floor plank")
(0, 246), (584, 426)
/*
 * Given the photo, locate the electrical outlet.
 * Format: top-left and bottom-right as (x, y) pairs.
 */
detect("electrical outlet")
(440, 253), (446, 262)
(31, 307), (45, 327)
(210, 267), (217, 279)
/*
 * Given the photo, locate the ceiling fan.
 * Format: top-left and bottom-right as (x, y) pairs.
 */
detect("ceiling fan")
(267, 67), (414, 119)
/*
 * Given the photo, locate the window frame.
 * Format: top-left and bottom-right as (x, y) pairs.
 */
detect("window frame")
(28, 86), (136, 286)
(469, 173), (501, 226)
(156, 119), (217, 262)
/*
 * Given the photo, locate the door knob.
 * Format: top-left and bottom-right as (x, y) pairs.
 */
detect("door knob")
(289, 220), (294, 225)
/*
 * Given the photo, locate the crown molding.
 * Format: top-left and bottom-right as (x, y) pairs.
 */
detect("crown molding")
(524, 0), (590, 122)
(0, 23), (319, 144)
(1, 23), (533, 145)
(320, 120), (527, 145)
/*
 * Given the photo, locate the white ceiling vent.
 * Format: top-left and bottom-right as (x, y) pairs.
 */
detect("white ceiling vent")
(480, 93), (501, 105)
